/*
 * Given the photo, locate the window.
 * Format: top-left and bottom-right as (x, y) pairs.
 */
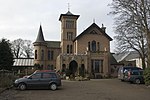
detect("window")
(88, 42), (91, 51)
(67, 32), (73, 40)
(91, 59), (103, 73)
(66, 20), (74, 29)
(43, 73), (51, 79)
(51, 51), (54, 60)
(48, 50), (50, 60)
(70, 45), (73, 53)
(48, 50), (54, 60)
(67, 45), (69, 53)
(50, 73), (57, 78)
(35, 50), (37, 59)
(67, 45), (73, 54)
(101, 60), (103, 73)
(92, 40), (96, 52)
(41, 50), (44, 60)
(31, 73), (41, 79)
(95, 60), (100, 73)
(97, 42), (100, 51)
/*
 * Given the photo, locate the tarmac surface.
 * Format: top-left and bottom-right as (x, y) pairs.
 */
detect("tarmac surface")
(0, 79), (150, 100)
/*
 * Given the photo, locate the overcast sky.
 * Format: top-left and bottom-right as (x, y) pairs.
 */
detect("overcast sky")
(0, 0), (115, 51)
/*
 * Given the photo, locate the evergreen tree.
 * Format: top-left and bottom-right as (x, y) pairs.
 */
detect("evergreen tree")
(0, 38), (14, 70)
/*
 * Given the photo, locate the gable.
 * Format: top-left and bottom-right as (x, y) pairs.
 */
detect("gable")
(89, 30), (102, 35)
(74, 23), (113, 41)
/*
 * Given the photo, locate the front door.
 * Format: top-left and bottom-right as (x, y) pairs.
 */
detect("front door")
(69, 60), (78, 76)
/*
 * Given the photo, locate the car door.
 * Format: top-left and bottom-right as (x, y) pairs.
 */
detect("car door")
(27, 73), (42, 88)
(40, 73), (52, 88)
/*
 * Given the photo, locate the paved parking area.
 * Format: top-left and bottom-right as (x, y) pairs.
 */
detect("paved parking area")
(0, 79), (150, 100)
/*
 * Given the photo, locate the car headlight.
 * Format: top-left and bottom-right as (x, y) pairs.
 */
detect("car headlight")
(15, 80), (19, 83)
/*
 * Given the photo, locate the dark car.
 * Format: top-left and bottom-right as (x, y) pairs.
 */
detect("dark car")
(124, 69), (144, 84)
(14, 70), (61, 90)
(118, 66), (142, 81)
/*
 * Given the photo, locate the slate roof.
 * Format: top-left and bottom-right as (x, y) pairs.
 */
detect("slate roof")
(35, 25), (45, 42)
(110, 53), (119, 65)
(74, 23), (113, 41)
(59, 11), (80, 21)
(113, 51), (140, 62)
(46, 41), (61, 48)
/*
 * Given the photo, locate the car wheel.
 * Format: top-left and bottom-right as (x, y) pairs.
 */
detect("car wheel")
(135, 79), (141, 84)
(18, 83), (26, 90)
(50, 83), (57, 91)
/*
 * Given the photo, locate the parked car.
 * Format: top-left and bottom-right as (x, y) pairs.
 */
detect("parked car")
(118, 66), (142, 81)
(14, 70), (61, 90)
(124, 69), (144, 84)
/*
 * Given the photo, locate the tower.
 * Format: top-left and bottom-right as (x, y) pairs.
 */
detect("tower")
(33, 25), (47, 69)
(59, 10), (79, 54)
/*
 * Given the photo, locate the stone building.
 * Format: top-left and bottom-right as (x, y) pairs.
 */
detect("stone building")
(33, 10), (113, 78)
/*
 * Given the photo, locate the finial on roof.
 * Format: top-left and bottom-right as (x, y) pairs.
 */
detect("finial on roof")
(68, 3), (70, 11)
(93, 18), (95, 23)
(102, 23), (104, 27)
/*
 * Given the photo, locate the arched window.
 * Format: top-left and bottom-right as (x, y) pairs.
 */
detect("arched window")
(41, 50), (44, 60)
(97, 42), (100, 51)
(92, 40), (96, 52)
(88, 42), (91, 51)
(70, 45), (73, 53)
(35, 50), (37, 59)
(48, 50), (50, 60)
(67, 45), (69, 54)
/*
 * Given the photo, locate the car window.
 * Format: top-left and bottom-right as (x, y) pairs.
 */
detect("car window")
(43, 73), (51, 79)
(131, 71), (139, 75)
(31, 73), (41, 79)
(42, 73), (57, 78)
(140, 71), (143, 75)
(50, 73), (57, 78)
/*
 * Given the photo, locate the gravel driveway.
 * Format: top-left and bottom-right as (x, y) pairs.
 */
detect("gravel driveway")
(0, 79), (150, 100)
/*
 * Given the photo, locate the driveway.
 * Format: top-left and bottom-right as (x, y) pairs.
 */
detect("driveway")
(0, 79), (150, 100)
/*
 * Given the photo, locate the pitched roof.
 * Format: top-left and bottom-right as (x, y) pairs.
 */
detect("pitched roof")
(59, 11), (80, 21)
(110, 53), (119, 65)
(113, 51), (140, 62)
(74, 23), (113, 41)
(13, 58), (34, 67)
(46, 41), (61, 48)
(35, 25), (45, 42)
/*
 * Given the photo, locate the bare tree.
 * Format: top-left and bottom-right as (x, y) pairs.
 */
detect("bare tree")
(11, 39), (33, 58)
(22, 40), (33, 58)
(109, 0), (150, 69)
(11, 38), (24, 58)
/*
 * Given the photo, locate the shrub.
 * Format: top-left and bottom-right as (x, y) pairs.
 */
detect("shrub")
(143, 67), (150, 86)
(0, 75), (15, 88)
(65, 68), (71, 76)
